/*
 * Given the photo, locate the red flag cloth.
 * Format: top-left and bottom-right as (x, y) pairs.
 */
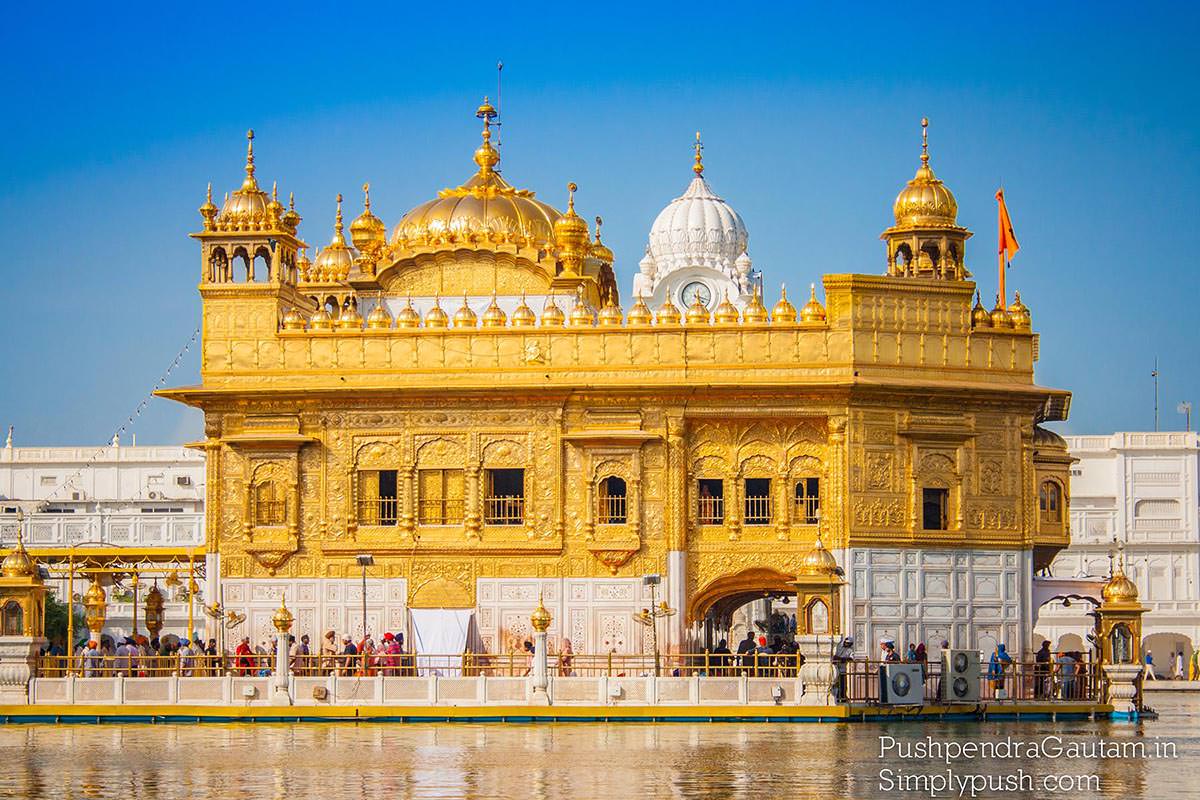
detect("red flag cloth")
(996, 189), (1020, 263)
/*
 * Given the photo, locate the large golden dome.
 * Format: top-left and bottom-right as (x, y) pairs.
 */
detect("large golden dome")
(892, 118), (958, 227)
(1103, 567), (1139, 605)
(217, 130), (273, 228)
(390, 100), (563, 253)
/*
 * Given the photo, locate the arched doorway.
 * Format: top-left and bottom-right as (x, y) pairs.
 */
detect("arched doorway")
(1142, 632), (1193, 678)
(689, 567), (798, 652)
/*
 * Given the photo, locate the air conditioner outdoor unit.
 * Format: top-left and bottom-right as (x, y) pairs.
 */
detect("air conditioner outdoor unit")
(176, 476), (192, 486)
(878, 663), (925, 705)
(941, 649), (980, 704)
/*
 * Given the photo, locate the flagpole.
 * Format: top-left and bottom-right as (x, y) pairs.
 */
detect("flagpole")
(997, 188), (1006, 307)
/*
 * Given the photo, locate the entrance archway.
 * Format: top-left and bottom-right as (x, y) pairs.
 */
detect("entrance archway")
(689, 567), (798, 652)
(1142, 632), (1193, 678)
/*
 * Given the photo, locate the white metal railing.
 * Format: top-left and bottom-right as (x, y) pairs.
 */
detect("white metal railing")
(743, 496), (772, 526)
(0, 512), (204, 546)
(484, 495), (524, 525)
(794, 495), (819, 524)
(697, 497), (724, 525)
(597, 495), (627, 525)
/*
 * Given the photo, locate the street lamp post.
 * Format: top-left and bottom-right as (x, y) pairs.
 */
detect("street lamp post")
(270, 594), (293, 705)
(355, 554), (374, 639)
(633, 574), (676, 677)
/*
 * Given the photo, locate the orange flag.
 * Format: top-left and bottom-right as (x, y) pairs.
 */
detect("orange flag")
(996, 189), (1020, 263)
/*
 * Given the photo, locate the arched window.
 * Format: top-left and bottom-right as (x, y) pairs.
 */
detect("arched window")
(254, 481), (286, 526)
(794, 478), (820, 524)
(1039, 480), (1063, 524)
(598, 476), (627, 525)
(2, 600), (23, 636)
(1110, 624), (1133, 664)
(806, 598), (829, 635)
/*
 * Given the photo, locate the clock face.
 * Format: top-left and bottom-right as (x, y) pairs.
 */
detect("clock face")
(681, 281), (712, 308)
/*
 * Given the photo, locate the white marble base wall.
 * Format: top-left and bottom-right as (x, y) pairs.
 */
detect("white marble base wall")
(219, 578), (410, 647)
(845, 547), (1029, 659)
(476, 577), (656, 654)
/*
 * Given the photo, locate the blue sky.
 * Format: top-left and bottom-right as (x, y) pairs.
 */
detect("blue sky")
(1, 2), (1197, 445)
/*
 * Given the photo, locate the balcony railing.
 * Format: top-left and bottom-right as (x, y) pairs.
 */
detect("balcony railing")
(358, 497), (399, 526)
(598, 495), (627, 525)
(418, 499), (464, 526)
(485, 495), (524, 525)
(697, 497), (724, 525)
(743, 495), (772, 526)
(795, 495), (820, 525)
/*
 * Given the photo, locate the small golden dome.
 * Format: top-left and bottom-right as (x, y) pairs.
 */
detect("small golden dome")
(971, 291), (992, 327)
(198, 182), (218, 228)
(990, 295), (1013, 328)
(217, 130), (272, 228)
(281, 308), (307, 331)
(425, 296), (449, 329)
(530, 593), (552, 633)
(569, 286), (596, 327)
(798, 534), (839, 577)
(713, 291), (740, 325)
(772, 286), (797, 324)
(743, 285), (769, 324)
(554, 183), (590, 250)
(685, 294), (711, 325)
(267, 182), (284, 226)
(627, 295), (653, 326)
(656, 298), (682, 326)
(83, 580), (105, 608)
(281, 192), (301, 230)
(892, 118), (959, 227)
(309, 308), (334, 330)
(335, 301), (363, 330)
(800, 283), (827, 323)
(598, 292), (624, 326)
(1032, 425), (1068, 450)
(590, 216), (614, 264)
(366, 301), (393, 330)
(1, 534), (36, 579)
(350, 183), (386, 251)
(481, 294), (507, 328)
(296, 247), (312, 281)
(1103, 565), (1139, 605)
(511, 291), (537, 327)
(271, 594), (294, 634)
(1008, 291), (1031, 330)
(452, 295), (478, 329)
(396, 296), (421, 329)
(541, 295), (565, 327)
(313, 194), (356, 282)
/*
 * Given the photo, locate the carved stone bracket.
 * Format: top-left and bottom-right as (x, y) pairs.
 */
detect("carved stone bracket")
(587, 543), (641, 575)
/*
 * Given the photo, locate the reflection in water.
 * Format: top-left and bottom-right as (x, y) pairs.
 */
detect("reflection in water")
(0, 697), (1197, 799)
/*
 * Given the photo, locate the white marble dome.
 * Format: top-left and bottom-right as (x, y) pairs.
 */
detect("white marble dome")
(646, 175), (748, 276)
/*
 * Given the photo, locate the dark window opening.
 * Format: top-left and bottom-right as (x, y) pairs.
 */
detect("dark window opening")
(744, 478), (772, 526)
(922, 488), (949, 531)
(485, 469), (525, 525)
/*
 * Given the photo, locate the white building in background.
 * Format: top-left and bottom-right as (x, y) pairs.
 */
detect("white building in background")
(631, 137), (759, 311)
(1036, 431), (1200, 666)
(0, 439), (206, 642)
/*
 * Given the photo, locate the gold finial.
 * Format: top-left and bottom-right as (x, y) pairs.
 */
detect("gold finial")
(473, 97), (500, 174)
(288, 192), (295, 211)
(206, 182), (213, 203)
(567, 182), (577, 213)
(363, 182), (372, 211)
(920, 117), (929, 166)
(693, 131), (704, 175)
(271, 181), (278, 201)
(594, 216), (603, 241)
(335, 192), (344, 232)
(245, 128), (256, 176)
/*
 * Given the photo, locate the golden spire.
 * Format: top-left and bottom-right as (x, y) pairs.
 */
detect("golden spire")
(920, 117), (930, 167)
(242, 129), (259, 191)
(693, 131), (704, 175)
(363, 182), (372, 212)
(332, 193), (346, 244)
(591, 215), (614, 264)
(199, 182), (217, 228)
(474, 96), (500, 175)
(567, 182), (577, 214)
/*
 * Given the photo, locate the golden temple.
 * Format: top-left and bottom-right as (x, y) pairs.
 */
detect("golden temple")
(160, 102), (1072, 658)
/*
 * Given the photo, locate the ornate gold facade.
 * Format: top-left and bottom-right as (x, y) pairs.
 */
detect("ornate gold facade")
(162, 105), (1070, 640)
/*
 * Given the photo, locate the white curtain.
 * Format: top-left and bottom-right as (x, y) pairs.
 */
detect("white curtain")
(410, 608), (474, 676)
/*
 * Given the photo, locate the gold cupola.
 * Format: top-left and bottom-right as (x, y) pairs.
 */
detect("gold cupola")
(598, 292), (624, 326)
(627, 295), (653, 326)
(350, 182), (386, 252)
(656, 298), (682, 326)
(1008, 291), (1032, 330)
(971, 291), (992, 327)
(198, 183), (218, 230)
(453, 295), (478, 328)
(713, 291), (740, 325)
(554, 183), (590, 277)
(685, 294), (711, 325)
(990, 294), (1014, 328)
(800, 284), (827, 323)
(366, 300), (393, 330)
(1, 533), (36, 579)
(312, 194), (356, 283)
(798, 533), (840, 578)
(568, 286), (596, 326)
(267, 182), (284, 227)
(281, 307), (307, 331)
(512, 291), (537, 327)
(309, 307), (334, 330)
(215, 129), (273, 229)
(743, 284), (769, 324)
(772, 286), (797, 324)
(590, 216), (614, 265)
(281, 192), (301, 230)
(335, 299), (363, 330)
(425, 296), (449, 328)
(881, 118), (972, 280)
(396, 296), (421, 328)
(1103, 560), (1139, 606)
(541, 295), (565, 327)
(389, 99), (563, 258)
(481, 294), (508, 328)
